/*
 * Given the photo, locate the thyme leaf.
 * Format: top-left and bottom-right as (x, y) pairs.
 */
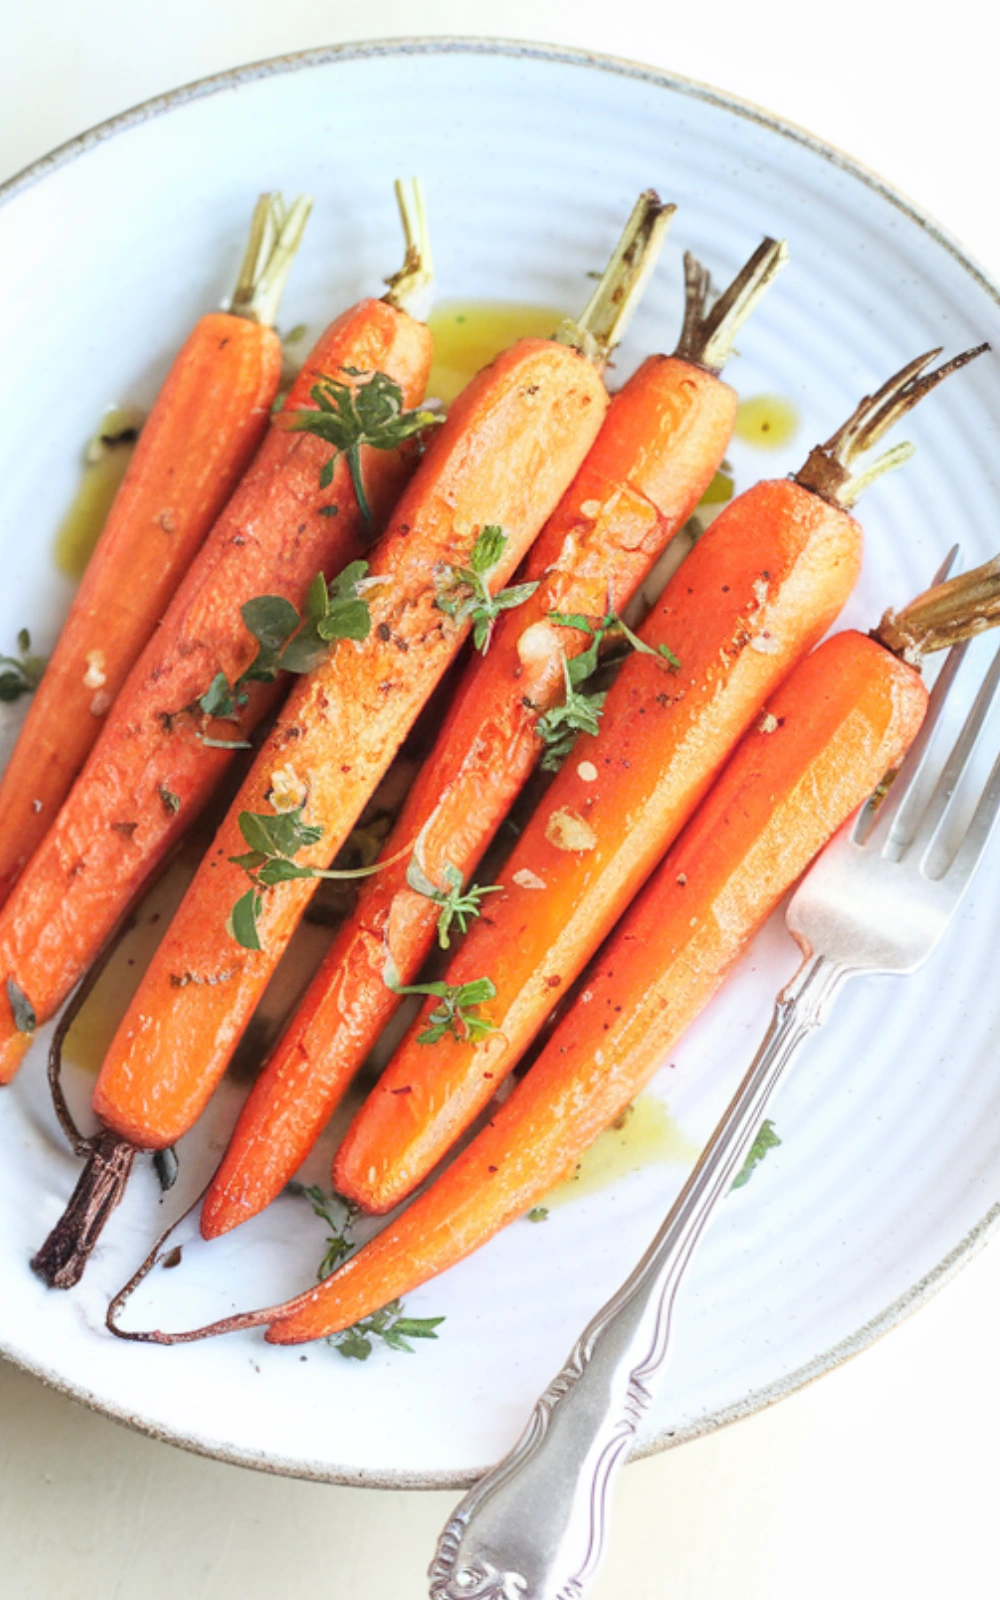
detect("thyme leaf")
(385, 972), (498, 1045)
(285, 1181), (444, 1358)
(6, 977), (35, 1035)
(405, 856), (501, 950)
(435, 525), (540, 653)
(284, 367), (442, 526)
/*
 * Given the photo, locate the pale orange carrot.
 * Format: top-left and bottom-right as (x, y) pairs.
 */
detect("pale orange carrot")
(0, 195), (309, 906)
(0, 194), (436, 1093)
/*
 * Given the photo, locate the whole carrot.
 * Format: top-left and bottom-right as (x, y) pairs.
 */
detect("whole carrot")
(0, 182), (437, 1092)
(0, 194), (309, 906)
(333, 345), (986, 1216)
(266, 555), (1000, 1344)
(33, 193), (676, 1288)
(201, 236), (789, 1238)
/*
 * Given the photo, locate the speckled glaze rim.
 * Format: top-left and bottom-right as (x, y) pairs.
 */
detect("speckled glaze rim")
(2, 34), (1000, 1494)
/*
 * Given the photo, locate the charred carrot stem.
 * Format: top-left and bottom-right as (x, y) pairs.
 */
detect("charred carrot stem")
(0, 198), (435, 1091)
(332, 346), (986, 1217)
(0, 195), (310, 908)
(201, 233), (788, 1240)
(263, 624), (933, 1343)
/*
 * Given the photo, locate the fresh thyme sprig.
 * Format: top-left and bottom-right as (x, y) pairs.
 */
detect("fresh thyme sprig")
(228, 803), (408, 951)
(194, 560), (378, 743)
(331, 1300), (446, 1361)
(535, 605), (681, 770)
(283, 367), (442, 526)
(405, 854), (501, 950)
(435, 525), (539, 653)
(0, 629), (46, 703)
(285, 1180), (444, 1359)
(385, 970), (498, 1046)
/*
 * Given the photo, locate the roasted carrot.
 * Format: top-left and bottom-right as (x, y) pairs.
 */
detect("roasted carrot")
(267, 552), (1000, 1343)
(201, 236), (789, 1238)
(332, 346), (986, 1216)
(32, 195), (682, 1288)
(0, 195), (309, 907)
(0, 185), (436, 1094)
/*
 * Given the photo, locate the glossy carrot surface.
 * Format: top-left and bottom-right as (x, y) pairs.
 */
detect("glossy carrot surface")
(334, 476), (862, 1213)
(0, 313), (283, 906)
(92, 337), (608, 1149)
(202, 353), (737, 1236)
(0, 298), (432, 1084)
(265, 629), (927, 1342)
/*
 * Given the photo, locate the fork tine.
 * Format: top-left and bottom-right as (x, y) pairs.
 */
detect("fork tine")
(943, 736), (1000, 889)
(862, 639), (969, 853)
(909, 638), (1000, 867)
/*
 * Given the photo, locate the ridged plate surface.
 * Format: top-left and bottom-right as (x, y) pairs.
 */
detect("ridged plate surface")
(1, 38), (999, 1487)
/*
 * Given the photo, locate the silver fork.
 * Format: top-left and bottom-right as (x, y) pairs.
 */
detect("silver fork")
(430, 607), (1000, 1600)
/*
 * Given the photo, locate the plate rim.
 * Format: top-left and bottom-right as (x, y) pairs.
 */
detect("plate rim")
(2, 32), (1000, 1492)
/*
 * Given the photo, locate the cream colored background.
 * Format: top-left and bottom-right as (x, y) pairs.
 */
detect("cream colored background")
(2, 4), (999, 1596)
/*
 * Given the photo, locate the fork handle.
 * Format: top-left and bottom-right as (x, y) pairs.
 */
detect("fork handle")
(429, 952), (847, 1600)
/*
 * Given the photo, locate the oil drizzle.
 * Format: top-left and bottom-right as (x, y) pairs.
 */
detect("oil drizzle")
(734, 394), (799, 451)
(54, 406), (144, 581)
(544, 1093), (697, 1208)
(427, 301), (566, 404)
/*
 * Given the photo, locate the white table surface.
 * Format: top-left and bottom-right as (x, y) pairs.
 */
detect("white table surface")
(2, 3), (999, 1596)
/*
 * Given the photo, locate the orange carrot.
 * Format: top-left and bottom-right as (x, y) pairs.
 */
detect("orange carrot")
(0, 195), (309, 907)
(91, 334), (609, 1156)
(263, 624), (933, 1342)
(201, 237), (789, 1239)
(333, 347), (985, 1215)
(0, 212), (435, 1091)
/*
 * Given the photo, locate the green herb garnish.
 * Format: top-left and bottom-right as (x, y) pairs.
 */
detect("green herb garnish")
(194, 561), (377, 737)
(283, 367), (442, 526)
(285, 1181), (444, 1359)
(535, 606), (680, 770)
(330, 1299), (445, 1361)
(228, 801), (405, 951)
(527, 1207), (550, 1223)
(435, 525), (539, 653)
(731, 1120), (781, 1189)
(0, 629), (46, 703)
(405, 855), (501, 950)
(385, 972), (498, 1046)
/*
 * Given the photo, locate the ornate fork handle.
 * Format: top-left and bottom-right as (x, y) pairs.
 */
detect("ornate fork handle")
(429, 951), (848, 1600)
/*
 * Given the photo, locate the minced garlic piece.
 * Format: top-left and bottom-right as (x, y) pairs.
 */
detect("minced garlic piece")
(758, 712), (779, 733)
(577, 760), (598, 783)
(83, 649), (106, 690)
(513, 867), (547, 890)
(516, 619), (561, 667)
(89, 691), (111, 717)
(545, 807), (597, 852)
(269, 762), (308, 813)
(750, 632), (780, 654)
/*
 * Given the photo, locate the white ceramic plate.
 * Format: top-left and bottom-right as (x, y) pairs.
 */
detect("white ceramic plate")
(2, 38), (1000, 1489)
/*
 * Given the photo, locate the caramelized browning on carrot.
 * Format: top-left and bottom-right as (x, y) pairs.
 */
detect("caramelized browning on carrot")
(0, 299), (432, 1085)
(333, 476), (862, 1214)
(201, 354), (737, 1237)
(0, 314), (283, 906)
(91, 338), (609, 1150)
(264, 630), (928, 1342)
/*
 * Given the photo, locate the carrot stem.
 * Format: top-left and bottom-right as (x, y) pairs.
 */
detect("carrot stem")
(382, 178), (435, 321)
(875, 551), (1000, 657)
(795, 343), (989, 507)
(555, 190), (675, 364)
(674, 237), (788, 372)
(229, 193), (313, 327)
